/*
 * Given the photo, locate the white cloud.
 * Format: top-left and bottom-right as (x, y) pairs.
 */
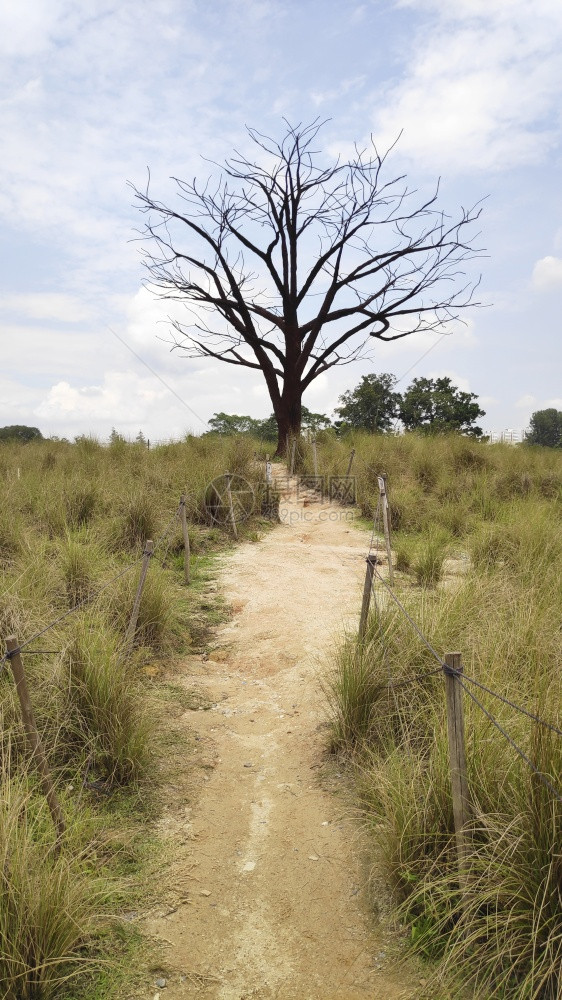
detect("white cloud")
(0, 0), (66, 57)
(371, 0), (562, 174)
(516, 393), (536, 409)
(35, 373), (167, 421)
(0, 293), (92, 322)
(311, 75), (367, 108)
(514, 393), (562, 417)
(531, 256), (562, 291)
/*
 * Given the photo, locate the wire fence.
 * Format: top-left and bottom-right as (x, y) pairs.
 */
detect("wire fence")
(361, 492), (562, 807)
(0, 498), (185, 673)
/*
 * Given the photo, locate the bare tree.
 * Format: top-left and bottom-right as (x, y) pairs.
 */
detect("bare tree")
(131, 120), (483, 455)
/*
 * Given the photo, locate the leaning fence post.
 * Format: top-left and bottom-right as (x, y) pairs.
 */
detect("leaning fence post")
(312, 438), (318, 477)
(346, 448), (356, 477)
(125, 539), (154, 654)
(224, 472), (238, 539)
(6, 637), (66, 847)
(180, 495), (190, 585)
(377, 474), (394, 586)
(444, 652), (471, 899)
(359, 555), (377, 638)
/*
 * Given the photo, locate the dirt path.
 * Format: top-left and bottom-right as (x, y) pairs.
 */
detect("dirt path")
(142, 472), (419, 1000)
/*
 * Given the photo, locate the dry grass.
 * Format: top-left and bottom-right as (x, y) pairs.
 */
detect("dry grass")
(0, 432), (267, 999)
(326, 432), (562, 999)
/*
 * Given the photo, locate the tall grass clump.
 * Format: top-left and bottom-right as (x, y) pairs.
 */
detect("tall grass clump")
(62, 617), (152, 784)
(0, 759), (107, 1000)
(412, 527), (450, 587)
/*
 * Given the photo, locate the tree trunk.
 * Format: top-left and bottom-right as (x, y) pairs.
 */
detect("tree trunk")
(274, 386), (302, 457)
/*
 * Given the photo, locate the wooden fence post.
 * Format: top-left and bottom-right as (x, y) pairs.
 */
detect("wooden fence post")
(346, 448), (356, 477)
(359, 555), (377, 638)
(377, 475), (394, 586)
(225, 473), (238, 539)
(290, 438), (297, 477)
(125, 539), (154, 654)
(444, 652), (471, 898)
(6, 637), (66, 847)
(180, 495), (190, 585)
(312, 438), (318, 477)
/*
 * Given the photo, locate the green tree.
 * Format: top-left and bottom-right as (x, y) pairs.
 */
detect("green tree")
(208, 406), (329, 439)
(0, 425), (43, 443)
(207, 413), (257, 435)
(335, 373), (400, 431)
(252, 414), (278, 441)
(300, 406), (332, 434)
(399, 377), (485, 436)
(109, 427), (127, 447)
(525, 408), (562, 448)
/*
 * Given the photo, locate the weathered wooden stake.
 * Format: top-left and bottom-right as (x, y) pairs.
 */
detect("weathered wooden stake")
(312, 438), (318, 477)
(359, 555), (377, 638)
(125, 539), (154, 653)
(6, 637), (66, 846)
(225, 472), (238, 539)
(346, 448), (356, 477)
(289, 438), (297, 477)
(444, 652), (471, 898)
(180, 495), (190, 585)
(377, 474), (394, 586)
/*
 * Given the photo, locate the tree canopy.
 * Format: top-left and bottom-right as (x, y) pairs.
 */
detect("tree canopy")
(398, 376), (485, 436)
(334, 373), (400, 432)
(132, 120), (483, 454)
(525, 408), (562, 448)
(0, 425), (43, 443)
(207, 405), (330, 440)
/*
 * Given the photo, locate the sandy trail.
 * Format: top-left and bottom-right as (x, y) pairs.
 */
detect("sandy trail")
(143, 472), (418, 1000)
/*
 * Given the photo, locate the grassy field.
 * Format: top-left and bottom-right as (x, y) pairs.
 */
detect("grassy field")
(0, 433), (271, 1000)
(2, 429), (561, 999)
(318, 432), (562, 999)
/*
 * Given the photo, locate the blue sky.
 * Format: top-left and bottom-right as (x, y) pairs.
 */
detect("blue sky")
(1, 0), (561, 441)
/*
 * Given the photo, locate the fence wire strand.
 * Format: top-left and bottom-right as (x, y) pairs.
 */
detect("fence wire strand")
(0, 497), (189, 672)
(362, 550), (562, 804)
(458, 677), (562, 806)
(153, 503), (182, 554)
(0, 556), (144, 669)
(372, 567), (446, 667)
(459, 672), (562, 739)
